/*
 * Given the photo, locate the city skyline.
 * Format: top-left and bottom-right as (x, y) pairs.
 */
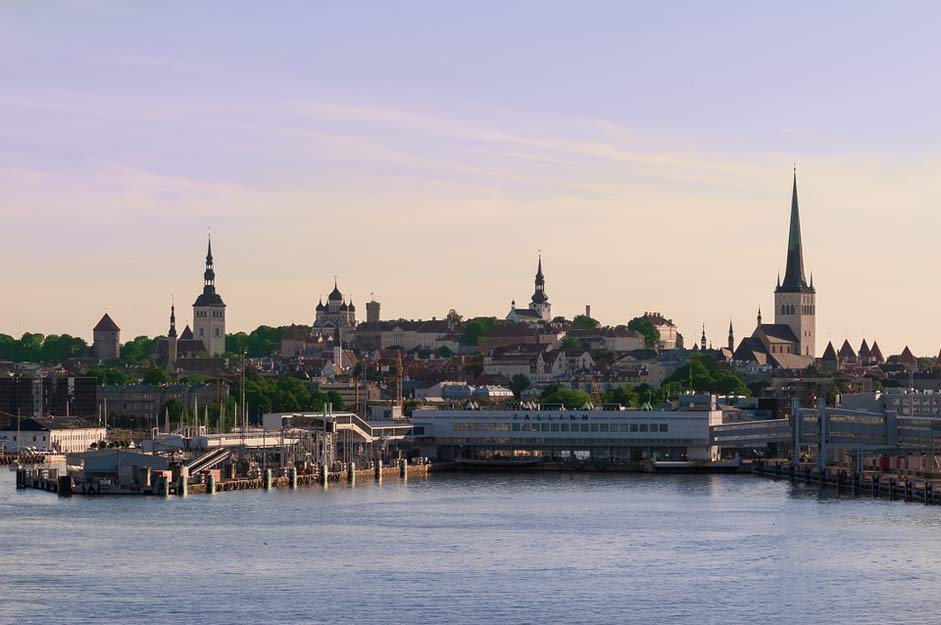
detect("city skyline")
(3, 2), (940, 353)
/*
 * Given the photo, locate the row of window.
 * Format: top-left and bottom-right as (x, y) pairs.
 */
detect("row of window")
(780, 304), (815, 315)
(451, 422), (669, 433)
(194, 310), (224, 318)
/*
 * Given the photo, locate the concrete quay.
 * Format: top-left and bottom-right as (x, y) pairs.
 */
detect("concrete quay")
(752, 459), (941, 505)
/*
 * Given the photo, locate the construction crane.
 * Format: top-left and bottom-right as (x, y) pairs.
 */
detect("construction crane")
(395, 351), (404, 410)
(589, 375), (603, 408)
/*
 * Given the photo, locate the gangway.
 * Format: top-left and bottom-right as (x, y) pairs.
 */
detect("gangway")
(262, 412), (412, 443)
(186, 447), (230, 474)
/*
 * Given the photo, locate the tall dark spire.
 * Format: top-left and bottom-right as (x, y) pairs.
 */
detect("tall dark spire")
(778, 169), (813, 293)
(531, 253), (547, 304)
(203, 232), (215, 291)
(194, 233), (224, 306)
(168, 300), (177, 338)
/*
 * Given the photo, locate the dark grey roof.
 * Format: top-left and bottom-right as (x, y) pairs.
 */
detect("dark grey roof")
(757, 324), (799, 343)
(93, 313), (120, 332)
(194, 290), (225, 307)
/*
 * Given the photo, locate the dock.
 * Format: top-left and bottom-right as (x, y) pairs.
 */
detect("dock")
(15, 461), (449, 497)
(752, 459), (941, 505)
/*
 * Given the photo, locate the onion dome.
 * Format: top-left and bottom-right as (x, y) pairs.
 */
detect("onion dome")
(328, 278), (343, 302)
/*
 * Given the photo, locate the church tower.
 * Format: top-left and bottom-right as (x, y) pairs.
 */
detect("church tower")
(529, 254), (551, 321)
(192, 234), (226, 356)
(774, 170), (816, 357)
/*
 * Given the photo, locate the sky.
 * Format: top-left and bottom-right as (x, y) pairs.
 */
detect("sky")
(2, 1), (940, 355)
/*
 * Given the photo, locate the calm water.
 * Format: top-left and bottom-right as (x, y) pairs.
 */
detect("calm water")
(1, 469), (940, 625)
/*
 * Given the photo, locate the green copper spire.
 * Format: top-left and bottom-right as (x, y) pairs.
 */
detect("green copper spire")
(778, 169), (813, 293)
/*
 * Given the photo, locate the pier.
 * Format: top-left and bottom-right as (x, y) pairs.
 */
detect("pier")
(15, 460), (447, 497)
(752, 459), (941, 505)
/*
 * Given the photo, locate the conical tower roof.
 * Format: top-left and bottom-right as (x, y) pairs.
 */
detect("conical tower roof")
(777, 170), (814, 293)
(94, 313), (120, 332)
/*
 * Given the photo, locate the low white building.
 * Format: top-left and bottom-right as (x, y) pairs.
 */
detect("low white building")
(0, 417), (106, 453)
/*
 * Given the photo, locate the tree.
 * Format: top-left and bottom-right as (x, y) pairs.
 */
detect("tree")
(226, 325), (283, 358)
(88, 367), (135, 386)
(602, 385), (639, 407)
(559, 336), (579, 351)
(142, 368), (171, 385)
(164, 398), (189, 426)
(460, 317), (497, 346)
(572, 314), (600, 330)
(627, 317), (660, 349)
(435, 345), (453, 358)
(663, 353), (749, 397)
(121, 336), (155, 364)
(541, 387), (593, 407)
(509, 374), (532, 399)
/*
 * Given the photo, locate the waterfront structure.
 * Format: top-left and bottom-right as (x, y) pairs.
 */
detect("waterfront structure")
(411, 407), (721, 463)
(0, 416), (105, 453)
(92, 313), (121, 361)
(734, 171), (816, 369)
(192, 235), (226, 356)
(313, 279), (356, 340)
(841, 389), (941, 418)
(507, 255), (551, 324)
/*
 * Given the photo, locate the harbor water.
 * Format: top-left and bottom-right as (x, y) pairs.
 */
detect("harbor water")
(1, 469), (940, 625)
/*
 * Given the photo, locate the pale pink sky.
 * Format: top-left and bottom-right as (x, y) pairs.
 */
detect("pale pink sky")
(2, 2), (940, 356)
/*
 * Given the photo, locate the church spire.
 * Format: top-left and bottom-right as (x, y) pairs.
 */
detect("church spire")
(531, 253), (548, 304)
(778, 169), (812, 292)
(203, 232), (215, 293)
(728, 318), (734, 351)
(168, 299), (177, 338)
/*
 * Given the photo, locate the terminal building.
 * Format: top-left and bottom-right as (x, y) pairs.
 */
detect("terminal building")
(410, 406), (722, 464)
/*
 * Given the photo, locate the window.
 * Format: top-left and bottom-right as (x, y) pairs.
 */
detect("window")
(659, 424), (669, 433)
(639, 424), (649, 432)
(629, 424), (638, 432)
